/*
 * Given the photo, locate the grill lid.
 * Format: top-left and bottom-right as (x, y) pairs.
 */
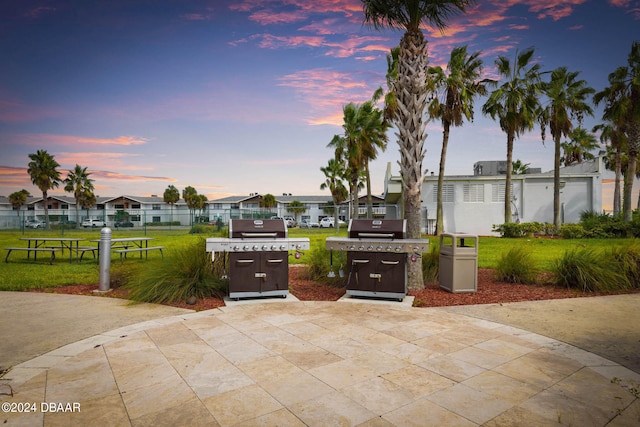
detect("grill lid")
(348, 219), (405, 239)
(230, 219), (287, 239)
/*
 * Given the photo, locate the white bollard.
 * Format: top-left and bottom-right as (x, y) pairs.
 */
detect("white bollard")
(98, 227), (111, 292)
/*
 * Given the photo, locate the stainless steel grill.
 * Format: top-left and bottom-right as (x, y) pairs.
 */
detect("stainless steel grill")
(206, 219), (309, 300)
(326, 219), (429, 301)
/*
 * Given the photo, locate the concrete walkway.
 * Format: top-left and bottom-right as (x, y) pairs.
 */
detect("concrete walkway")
(1, 293), (640, 426)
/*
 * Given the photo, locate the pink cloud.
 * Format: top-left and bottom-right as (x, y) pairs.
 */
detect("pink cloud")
(525, 0), (588, 21)
(15, 134), (149, 147)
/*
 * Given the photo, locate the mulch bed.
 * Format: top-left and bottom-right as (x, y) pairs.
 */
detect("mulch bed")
(29, 267), (639, 311)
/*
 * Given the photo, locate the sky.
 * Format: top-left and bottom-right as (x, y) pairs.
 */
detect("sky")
(0, 0), (639, 202)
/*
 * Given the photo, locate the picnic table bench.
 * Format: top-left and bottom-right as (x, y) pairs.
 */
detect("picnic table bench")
(114, 246), (164, 263)
(5, 247), (58, 264)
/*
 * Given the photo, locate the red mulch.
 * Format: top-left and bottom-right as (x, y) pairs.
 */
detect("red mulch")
(30, 267), (639, 311)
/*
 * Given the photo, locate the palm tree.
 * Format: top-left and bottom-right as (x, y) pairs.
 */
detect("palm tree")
(27, 149), (62, 229)
(163, 185), (180, 225)
(329, 90), (388, 220)
(287, 200), (306, 226)
(561, 127), (598, 166)
(512, 159), (530, 175)
(362, 0), (472, 290)
(482, 48), (543, 224)
(260, 193), (277, 216)
(9, 189), (31, 220)
(64, 164), (95, 228)
(596, 121), (627, 215)
(320, 158), (348, 229)
(540, 66), (594, 229)
(594, 41), (640, 223)
(428, 45), (487, 235)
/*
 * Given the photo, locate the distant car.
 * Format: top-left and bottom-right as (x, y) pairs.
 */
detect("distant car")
(114, 220), (134, 228)
(319, 217), (346, 228)
(300, 219), (319, 228)
(271, 216), (296, 228)
(25, 219), (44, 229)
(82, 219), (106, 228)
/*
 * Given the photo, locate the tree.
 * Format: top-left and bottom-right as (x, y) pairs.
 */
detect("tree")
(260, 194), (277, 214)
(163, 185), (180, 224)
(9, 189), (30, 217)
(561, 127), (598, 166)
(512, 159), (530, 175)
(27, 149), (62, 229)
(64, 164), (95, 228)
(320, 158), (348, 229)
(428, 45), (487, 235)
(482, 48), (543, 224)
(287, 200), (306, 225)
(182, 186), (207, 223)
(540, 66), (594, 229)
(596, 121), (627, 215)
(363, 0), (473, 290)
(328, 89), (389, 220)
(594, 41), (640, 223)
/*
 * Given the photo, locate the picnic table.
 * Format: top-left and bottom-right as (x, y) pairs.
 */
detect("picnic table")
(8, 237), (87, 263)
(91, 237), (164, 262)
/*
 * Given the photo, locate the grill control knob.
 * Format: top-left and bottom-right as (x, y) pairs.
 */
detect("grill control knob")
(386, 246), (392, 251)
(243, 245), (249, 251)
(252, 245), (259, 251)
(358, 245), (365, 251)
(367, 245), (373, 251)
(232, 245), (240, 251)
(280, 244), (287, 250)
(271, 245), (278, 250)
(376, 246), (383, 251)
(395, 246), (402, 252)
(349, 245), (356, 250)
(262, 245), (269, 250)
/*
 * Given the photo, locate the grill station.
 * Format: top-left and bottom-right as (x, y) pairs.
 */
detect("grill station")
(206, 219), (309, 300)
(326, 219), (429, 301)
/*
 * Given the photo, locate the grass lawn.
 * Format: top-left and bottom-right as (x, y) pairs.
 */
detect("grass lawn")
(0, 227), (634, 291)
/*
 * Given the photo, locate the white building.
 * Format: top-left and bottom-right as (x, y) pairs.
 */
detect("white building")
(384, 159), (606, 236)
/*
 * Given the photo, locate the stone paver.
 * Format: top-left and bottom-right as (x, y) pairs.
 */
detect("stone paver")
(2, 300), (639, 426)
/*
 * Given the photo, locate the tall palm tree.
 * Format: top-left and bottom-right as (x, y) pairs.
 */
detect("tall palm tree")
(328, 90), (388, 220)
(27, 149), (62, 229)
(320, 158), (348, 229)
(560, 127), (598, 166)
(428, 45), (487, 235)
(540, 66), (594, 229)
(595, 121), (627, 215)
(64, 164), (95, 228)
(362, 0), (472, 290)
(163, 185), (180, 225)
(482, 48), (543, 224)
(512, 159), (531, 175)
(260, 193), (277, 215)
(594, 41), (640, 223)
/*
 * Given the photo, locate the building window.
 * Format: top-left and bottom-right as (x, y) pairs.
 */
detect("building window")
(153, 216), (161, 223)
(132, 204), (141, 209)
(432, 184), (454, 203)
(463, 184), (484, 203)
(212, 203), (222, 209)
(130, 215), (141, 222)
(61, 204), (68, 210)
(115, 204), (125, 210)
(152, 204), (161, 210)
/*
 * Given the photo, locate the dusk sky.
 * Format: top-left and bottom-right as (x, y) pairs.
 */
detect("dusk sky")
(1, 0), (638, 202)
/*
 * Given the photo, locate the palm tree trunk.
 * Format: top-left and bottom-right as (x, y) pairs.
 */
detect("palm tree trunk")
(504, 133), (514, 223)
(42, 191), (50, 229)
(365, 160), (373, 218)
(614, 149), (622, 215)
(351, 173), (359, 220)
(624, 122), (640, 222)
(396, 30), (428, 290)
(436, 124), (450, 235)
(553, 135), (561, 229)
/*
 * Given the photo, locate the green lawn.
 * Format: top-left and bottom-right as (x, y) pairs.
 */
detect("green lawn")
(0, 227), (634, 291)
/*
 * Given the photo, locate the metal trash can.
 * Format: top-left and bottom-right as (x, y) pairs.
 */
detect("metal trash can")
(439, 233), (478, 293)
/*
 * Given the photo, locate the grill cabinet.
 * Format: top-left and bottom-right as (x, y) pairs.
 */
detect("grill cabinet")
(205, 219), (309, 300)
(326, 219), (429, 301)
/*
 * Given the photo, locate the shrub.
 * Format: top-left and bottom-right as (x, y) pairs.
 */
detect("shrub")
(492, 222), (523, 238)
(422, 239), (439, 283)
(494, 246), (538, 284)
(579, 210), (627, 238)
(305, 246), (346, 287)
(126, 238), (227, 304)
(552, 248), (631, 292)
(609, 242), (640, 288)
(559, 223), (586, 239)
